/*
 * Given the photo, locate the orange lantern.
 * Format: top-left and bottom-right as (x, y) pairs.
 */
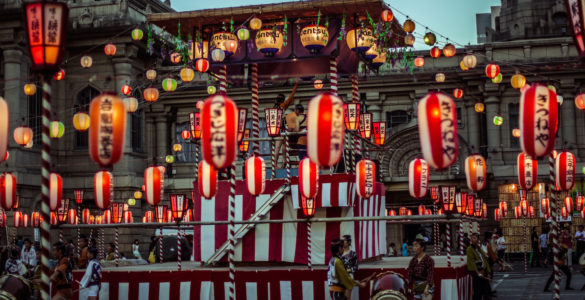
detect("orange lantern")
(541, 198), (550, 215)
(343, 103), (360, 131)
(24, 1), (68, 72)
(561, 206), (568, 219)
(494, 208), (502, 222)
(143, 87), (159, 102)
(575, 94), (585, 110)
(13, 126), (33, 146)
(418, 204), (426, 216)
(31, 211), (41, 228)
(456, 192), (468, 214)
(399, 207), (407, 216)
(104, 43), (116, 56)
(403, 19), (415, 33)
(442, 44), (456, 57)
(82, 208), (92, 224)
(89, 93), (126, 168)
(414, 57), (425, 67)
(565, 196), (573, 213)
(121, 84), (132, 96)
(314, 80), (324, 89)
(465, 154), (487, 191)
(430, 47), (441, 58)
(381, 9), (394, 22)
(189, 112), (202, 139)
(53, 69), (65, 81)
(0, 172), (17, 211)
(452, 88), (463, 99)
(301, 195), (315, 218)
(170, 52), (182, 64)
(373, 122), (386, 145)
(520, 199), (528, 217)
(576, 195), (584, 211)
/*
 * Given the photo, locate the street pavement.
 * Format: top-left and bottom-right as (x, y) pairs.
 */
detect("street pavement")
(492, 262), (585, 299)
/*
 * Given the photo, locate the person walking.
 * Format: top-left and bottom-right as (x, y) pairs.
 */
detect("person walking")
(483, 232), (500, 280)
(50, 242), (73, 300)
(539, 228), (549, 267)
(530, 226), (541, 267)
(575, 225), (585, 265)
(402, 239), (409, 257)
(79, 247), (102, 300)
(561, 228), (573, 267)
(543, 244), (573, 291)
(467, 233), (491, 300)
(340, 235), (359, 299)
(496, 231), (506, 270)
(408, 239), (434, 300)
(327, 239), (368, 300)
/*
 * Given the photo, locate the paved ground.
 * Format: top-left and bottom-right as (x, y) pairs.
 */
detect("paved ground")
(492, 262), (585, 299)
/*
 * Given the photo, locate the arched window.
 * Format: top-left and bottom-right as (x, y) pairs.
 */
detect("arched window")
(75, 86), (100, 149)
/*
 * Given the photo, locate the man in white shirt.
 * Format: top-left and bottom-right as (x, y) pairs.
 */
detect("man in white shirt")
(539, 229), (549, 267)
(576, 225), (585, 264)
(20, 238), (37, 269)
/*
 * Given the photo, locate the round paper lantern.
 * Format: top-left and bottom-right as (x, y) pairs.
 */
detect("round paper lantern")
(299, 158), (319, 199)
(403, 19), (415, 33)
(211, 49), (226, 62)
(430, 47), (441, 58)
(245, 156), (266, 196)
(417, 92), (458, 170)
(124, 97), (138, 113)
(181, 130), (190, 141)
(300, 25), (329, 52)
(465, 154), (487, 191)
(452, 88), (463, 99)
(435, 73), (445, 83)
(13, 211), (23, 228)
(143, 87), (159, 102)
(67, 209), (77, 225)
(162, 78), (177, 92)
(144, 211), (154, 223)
(165, 155), (174, 163)
(404, 34), (415, 46)
(517, 152), (537, 190)
(104, 43), (116, 56)
(223, 40), (238, 56)
(49, 121), (65, 138)
(146, 69), (157, 80)
(93, 171), (113, 209)
(53, 69), (65, 81)
(463, 54), (477, 69)
(514, 206), (522, 219)
(237, 28), (250, 41)
(491, 73), (503, 84)
(173, 143), (182, 152)
(356, 159), (376, 199)
(408, 158), (429, 199)
(0, 98), (8, 162)
(511, 74), (526, 89)
(201, 94), (238, 169)
(443, 44), (456, 57)
(127, 198), (135, 205)
(82, 208), (92, 224)
(565, 196), (574, 213)
(13, 126), (33, 146)
(485, 64), (500, 79)
(387, 209), (396, 216)
(307, 92), (345, 167)
(49, 173), (62, 211)
(50, 211), (58, 225)
(170, 52), (182, 64)
(520, 84), (558, 158)
(145, 166), (164, 206)
(0, 173), (16, 211)
(102, 210), (111, 224)
(346, 27), (375, 52)
(314, 80), (324, 89)
(207, 86), (217, 95)
(195, 59), (209, 73)
(423, 32), (436, 46)
(121, 84), (132, 96)
(80, 55), (93, 68)
(499, 201), (508, 217)
(512, 128), (521, 138)
(493, 115), (503, 126)
(123, 211), (133, 223)
(474, 103), (485, 113)
(212, 32), (238, 54)
(561, 206), (568, 219)
(555, 151), (575, 191)
(414, 57), (425, 67)
(575, 94), (585, 110)
(255, 29), (284, 55)
(197, 160), (218, 199)
(131, 28), (143, 40)
(89, 93), (126, 168)
(73, 112), (90, 131)
(494, 208), (502, 222)
(249, 17), (262, 30)
(576, 195), (584, 211)
(460, 60), (468, 71)
(381, 9), (394, 22)
(31, 212), (41, 227)
(24, 83), (37, 96)
(180, 67), (195, 82)
(418, 205), (426, 216)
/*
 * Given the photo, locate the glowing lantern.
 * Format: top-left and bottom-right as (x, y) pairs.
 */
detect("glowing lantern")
(50, 211), (58, 225)
(307, 92), (345, 167)
(31, 212), (41, 227)
(381, 9), (394, 22)
(144, 166), (164, 206)
(576, 195), (584, 211)
(463, 54), (477, 69)
(121, 84), (132, 96)
(73, 112), (90, 131)
(561, 207), (568, 219)
(474, 103), (485, 113)
(143, 87), (159, 102)
(180, 67), (195, 82)
(520, 84), (559, 158)
(343, 103), (360, 131)
(575, 94), (585, 110)
(211, 49), (226, 62)
(485, 64), (500, 79)
(13, 126), (33, 146)
(79, 55), (93, 69)
(195, 59), (210, 73)
(170, 52), (182, 64)
(418, 92), (458, 169)
(67, 208), (77, 225)
(189, 112), (202, 140)
(299, 158), (319, 199)
(435, 73), (445, 83)
(181, 130), (190, 141)
(403, 19), (415, 33)
(146, 69), (157, 81)
(408, 158), (429, 199)
(373, 122), (386, 145)
(494, 208), (502, 222)
(201, 94), (238, 169)
(0, 98), (6, 163)
(300, 195), (315, 217)
(440, 185), (456, 213)
(456, 192), (468, 214)
(404, 34), (415, 46)
(82, 208), (92, 224)
(207, 86), (216, 95)
(499, 201), (508, 217)
(143, 211), (154, 223)
(93, 171), (112, 209)
(165, 155), (174, 164)
(512, 128), (521, 138)
(89, 93), (126, 168)
(49, 121), (65, 139)
(356, 159), (376, 199)
(452, 88), (463, 99)
(237, 108), (248, 143)
(24, 83), (37, 96)
(237, 28), (250, 41)
(183, 209), (193, 222)
(460, 61), (468, 71)
(414, 57), (425, 67)
(192, 41), (209, 59)
(359, 113), (372, 139)
(53, 69), (65, 81)
(555, 151), (575, 191)
(541, 198), (550, 215)
(399, 207), (408, 216)
(465, 154), (487, 191)
(491, 73), (503, 84)
(346, 27), (375, 52)
(418, 205), (426, 216)
(565, 196), (574, 213)
(131, 28), (143, 40)
(162, 78), (177, 92)
(123, 211), (133, 223)
(23, 1), (68, 71)
(198, 160), (218, 199)
(0, 173), (16, 210)
(224, 40), (239, 56)
(300, 25), (329, 53)
(313, 79), (324, 89)
(250, 17), (262, 30)
(12, 195), (18, 210)
(442, 44), (456, 57)
(511, 74), (526, 89)
(104, 43), (116, 56)
(255, 29), (284, 55)
(387, 209), (396, 216)
(170, 194), (188, 222)
(212, 32), (238, 55)
(430, 187), (439, 203)
(124, 97), (138, 113)
(430, 47), (441, 58)
(264, 108), (283, 137)
(423, 32), (436, 46)
(517, 153), (537, 190)
(493, 115), (503, 126)
(49, 172), (62, 211)
(519, 199), (528, 216)
(13, 211), (23, 228)
(245, 156), (266, 196)
(173, 143), (182, 152)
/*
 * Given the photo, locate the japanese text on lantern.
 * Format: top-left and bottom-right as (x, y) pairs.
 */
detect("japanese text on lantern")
(238, 110), (247, 134)
(525, 159), (533, 186)
(27, 5), (42, 45)
(330, 102), (344, 152)
(209, 100), (227, 161)
(534, 92), (551, 147)
(360, 114), (371, 133)
(364, 161), (375, 196)
(566, 155), (574, 185)
(420, 162), (429, 190)
(98, 97), (114, 160)
(475, 158), (484, 184)
(44, 5), (62, 45)
(440, 98), (457, 161)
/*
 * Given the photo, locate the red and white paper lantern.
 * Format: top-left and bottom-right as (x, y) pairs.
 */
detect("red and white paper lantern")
(195, 59), (210, 73)
(514, 206), (522, 219)
(82, 208), (92, 224)
(564, 196), (573, 213)
(245, 156), (266, 196)
(145, 166), (165, 206)
(541, 198), (550, 215)
(555, 151), (575, 191)
(408, 158), (429, 199)
(124, 211), (133, 223)
(89, 93), (127, 168)
(520, 84), (558, 158)
(299, 158), (319, 199)
(13, 211), (23, 227)
(94, 171), (113, 209)
(50, 211), (58, 226)
(0, 172), (16, 211)
(307, 92), (345, 167)
(561, 207), (568, 220)
(67, 209), (77, 225)
(49, 173), (62, 211)
(144, 211), (154, 223)
(499, 201), (508, 217)
(485, 64), (500, 79)
(517, 153), (537, 190)
(418, 205), (426, 216)
(0, 98), (8, 163)
(417, 92), (458, 169)
(356, 159), (376, 199)
(201, 94), (238, 169)
(465, 154), (486, 191)
(102, 210), (111, 224)
(198, 160), (217, 199)
(576, 195), (584, 212)
(31, 212), (41, 228)
(494, 208), (502, 222)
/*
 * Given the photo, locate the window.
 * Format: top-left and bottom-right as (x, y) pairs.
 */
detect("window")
(386, 110), (410, 129)
(75, 86), (100, 149)
(131, 89), (143, 152)
(28, 84), (42, 148)
(509, 103), (519, 148)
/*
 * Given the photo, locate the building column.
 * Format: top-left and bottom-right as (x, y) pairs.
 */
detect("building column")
(113, 57), (133, 153)
(560, 92), (576, 150)
(155, 116), (167, 164)
(2, 48), (26, 145)
(485, 96), (503, 163)
(146, 117), (156, 163)
(466, 102), (480, 152)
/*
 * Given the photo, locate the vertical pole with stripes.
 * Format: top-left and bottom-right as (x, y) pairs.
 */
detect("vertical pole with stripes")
(251, 64), (260, 156)
(115, 226), (119, 267)
(446, 223), (451, 267)
(227, 165), (236, 300)
(271, 141), (276, 178)
(459, 218), (464, 261)
(194, 140), (200, 174)
(159, 227), (163, 263)
(101, 228), (105, 260)
(40, 77), (52, 300)
(330, 57), (338, 96)
(433, 204), (439, 256)
(285, 125), (290, 185)
(307, 221), (312, 270)
(549, 153), (560, 300)
(77, 205), (81, 258)
(523, 217), (527, 273)
(219, 65), (227, 94)
(177, 225), (182, 271)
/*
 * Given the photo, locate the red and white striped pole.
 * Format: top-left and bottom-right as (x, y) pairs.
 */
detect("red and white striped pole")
(330, 57), (338, 96)
(159, 228), (163, 263)
(433, 204), (438, 256)
(101, 228), (105, 260)
(352, 75), (361, 163)
(271, 141), (276, 178)
(459, 218), (464, 261)
(59, 229), (63, 243)
(39, 78), (52, 300)
(285, 124), (290, 185)
(251, 63), (260, 156)
(446, 223), (451, 267)
(88, 228), (93, 247)
(549, 153), (560, 299)
(115, 227), (119, 267)
(307, 222), (312, 270)
(219, 65), (227, 94)
(523, 217), (527, 273)
(177, 227), (182, 271)
(227, 165), (236, 300)
(77, 205), (81, 258)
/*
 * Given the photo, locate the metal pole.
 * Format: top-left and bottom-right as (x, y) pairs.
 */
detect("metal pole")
(177, 225), (182, 271)
(39, 78), (52, 300)
(227, 165), (236, 300)
(307, 221), (312, 270)
(549, 153), (560, 300)
(523, 217), (527, 273)
(446, 223), (451, 267)
(115, 226), (119, 267)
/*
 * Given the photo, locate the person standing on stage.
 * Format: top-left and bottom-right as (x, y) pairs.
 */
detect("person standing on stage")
(467, 233), (491, 300)
(327, 239), (367, 300)
(79, 247), (102, 300)
(402, 239), (409, 257)
(407, 239), (434, 300)
(272, 80), (299, 168)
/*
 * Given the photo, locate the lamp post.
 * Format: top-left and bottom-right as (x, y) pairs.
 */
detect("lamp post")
(111, 203), (124, 267)
(23, 2), (68, 299)
(154, 205), (167, 263)
(170, 194), (187, 271)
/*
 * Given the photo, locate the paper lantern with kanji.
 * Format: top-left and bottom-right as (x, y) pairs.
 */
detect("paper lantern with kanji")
(89, 93), (126, 168)
(307, 92), (345, 167)
(94, 171), (113, 209)
(520, 84), (558, 158)
(49, 173), (62, 211)
(576, 195), (585, 211)
(452, 88), (463, 99)
(414, 57), (425, 67)
(359, 113), (372, 139)
(430, 47), (441, 58)
(145, 166), (164, 206)
(299, 158), (319, 199)
(0, 173), (16, 210)
(373, 122), (386, 145)
(195, 59), (210, 73)
(80, 55), (92, 68)
(82, 208), (92, 224)
(408, 158), (429, 199)
(356, 159), (376, 199)
(465, 155), (486, 191)
(418, 92), (458, 170)
(346, 27), (375, 52)
(67, 209), (77, 225)
(466, 195), (475, 216)
(343, 103), (360, 131)
(31, 212), (41, 228)
(73, 112), (90, 131)
(555, 151), (575, 191)
(13, 126), (33, 146)
(264, 108), (282, 137)
(201, 94), (238, 169)
(440, 186), (456, 213)
(189, 112), (202, 140)
(485, 64), (500, 79)
(245, 156), (265, 196)
(0, 98), (7, 162)
(121, 84), (132, 96)
(564, 196), (574, 213)
(198, 161), (217, 199)
(124, 97), (138, 113)
(517, 153), (537, 190)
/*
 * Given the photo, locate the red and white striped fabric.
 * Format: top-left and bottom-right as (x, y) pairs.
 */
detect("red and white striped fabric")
(517, 153), (537, 190)
(408, 158), (429, 199)
(102, 210), (111, 224)
(245, 156), (265, 196)
(31, 212), (41, 228)
(144, 211), (154, 223)
(89, 93), (126, 168)
(13, 211), (23, 228)
(192, 175), (386, 264)
(464, 154), (486, 192)
(195, 59), (209, 73)
(197, 161), (217, 199)
(0, 172), (16, 211)
(68, 209), (77, 225)
(124, 211), (133, 223)
(298, 158), (319, 199)
(356, 159), (376, 199)
(555, 151), (575, 191)
(50, 211), (58, 226)
(417, 92), (458, 170)
(82, 208), (92, 224)
(307, 92), (345, 167)
(0, 97), (8, 163)
(49, 173), (62, 211)
(520, 84), (558, 158)
(94, 171), (113, 209)
(485, 64), (500, 78)
(145, 166), (164, 206)
(201, 95), (238, 169)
